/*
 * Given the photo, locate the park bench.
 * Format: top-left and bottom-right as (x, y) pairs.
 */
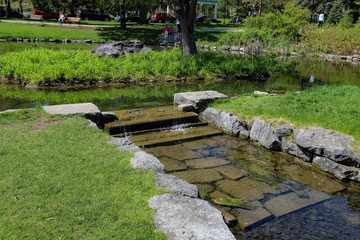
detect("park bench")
(28, 14), (43, 21)
(64, 17), (81, 24)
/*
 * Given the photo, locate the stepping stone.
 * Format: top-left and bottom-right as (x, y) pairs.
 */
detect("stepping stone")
(174, 90), (228, 111)
(43, 103), (100, 115)
(185, 157), (230, 169)
(217, 178), (277, 201)
(263, 189), (331, 217)
(210, 190), (231, 202)
(217, 166), (246, 180)
(212, 205), (238, 226)
(195, 184), (215, 198)
(157, 157), (187, 171)
(173, 169), (223, 183)
(234, 206), (273, 230)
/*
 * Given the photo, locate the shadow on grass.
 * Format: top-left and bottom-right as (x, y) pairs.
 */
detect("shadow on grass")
(195, 31), (227, 44)
(96, 27), (162, 43)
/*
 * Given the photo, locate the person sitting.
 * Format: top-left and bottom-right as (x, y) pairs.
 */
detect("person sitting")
(163, 24), (169, 37)
(168, 27), (174, 37)
(59, 12), (65, 25)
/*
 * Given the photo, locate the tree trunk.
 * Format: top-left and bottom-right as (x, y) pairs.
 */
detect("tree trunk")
(170, 0), (198, 56)
(19, 0), (23, 13)
(120, 8), (126, 29)
(5, 0), (11, 17)
(139, 5), (148, 24)
(258, 0), (262, 17)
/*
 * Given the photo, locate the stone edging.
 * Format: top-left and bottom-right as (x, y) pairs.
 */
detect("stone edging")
(201, 107), (360, 182)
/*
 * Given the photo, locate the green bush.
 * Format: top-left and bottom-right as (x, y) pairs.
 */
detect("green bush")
(339, 10), (356, 29)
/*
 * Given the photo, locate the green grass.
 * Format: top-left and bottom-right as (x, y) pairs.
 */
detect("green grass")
(0, 108), (166, 239)
(0, 48), (280, 84)
(210, 85), (360, 142)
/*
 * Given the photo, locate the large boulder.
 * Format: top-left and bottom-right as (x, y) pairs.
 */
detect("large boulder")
(90, 40), (151, 57)
(174, 91), (227, 112)
(250, 118), (281, 150)
(148, 193), (236, 240)
(294, 128), (355, 164)
(281, 140), (312, 161)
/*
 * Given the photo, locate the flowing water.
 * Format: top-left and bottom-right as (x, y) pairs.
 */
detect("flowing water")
(1, 43), (360, 239)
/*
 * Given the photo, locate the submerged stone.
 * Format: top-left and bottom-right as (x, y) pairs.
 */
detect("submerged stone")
(173, 169), (223, 183)
(234, 206), (273, 230)
(195, 184), (215, 198)
(217, 178), (276, 201)
(216, 166), (246, 180)
(185, 157), (230, 169)
(263, 189), (331, 217)
(157, 157), (187, 171)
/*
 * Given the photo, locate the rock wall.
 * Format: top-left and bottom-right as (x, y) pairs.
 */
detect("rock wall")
(202, 108), (360, 182)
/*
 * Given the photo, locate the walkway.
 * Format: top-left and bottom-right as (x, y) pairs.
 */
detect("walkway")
(0, 20), (244, 32)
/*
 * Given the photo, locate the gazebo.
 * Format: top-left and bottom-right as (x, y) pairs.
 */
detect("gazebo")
(197, 0), (218, 19)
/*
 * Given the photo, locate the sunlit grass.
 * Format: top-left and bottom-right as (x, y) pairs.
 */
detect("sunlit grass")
(0, 108), (166, 239)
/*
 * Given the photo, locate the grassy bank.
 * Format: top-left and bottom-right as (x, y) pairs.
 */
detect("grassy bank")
(0, 108), (165, 239)
(0, 48), (286, 84)
(210, 85), (360, 143)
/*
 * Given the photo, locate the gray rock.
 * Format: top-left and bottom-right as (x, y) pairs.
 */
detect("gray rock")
(313, 157), (359, 180)
(155, 173), (199, 198)
(84, 39), (92, 44)
(178, 104), (195, 112)
(90, 40), (150, 58)
(148, 193), (236, 240)
(221, 45), (230, 50)
(250, 118), (281, 150)
(281, 140), (312, 161)
(130, 151), (165, 171)
(107, 137), (142, 152)
(174, 91), (227, 111)
(43, 103), (100, 115)
(202, 108), (248, 136)
(354, 173), (360, 182)
(0, 108), (34, 114)
(254, 91), (269, 95)
(230, 46), (240, 51)
(204, 45), (210, 50)
(275, 125), (292, 138)
(294, 128), (354, 163)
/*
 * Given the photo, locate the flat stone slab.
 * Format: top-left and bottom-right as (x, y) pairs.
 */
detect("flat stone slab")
(155, 172), (198, 198)
(234, 206), (273, 230)
(185, 157), (230, 169)
(173, 169), (223, 183)
(129, 151), (165, 172)
(217, 178), (277, 201)
(148, 194), (236, 240)
(146, 145), (203, 161)
(157, 157), (188, 171)
(263, 189), (331, 217)
(217, 166), (246, 180)
(43, 103), (100, 115)
(174, 91), (228, 110)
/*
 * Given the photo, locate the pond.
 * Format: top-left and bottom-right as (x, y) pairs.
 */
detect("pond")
(1, 43), (360, 239)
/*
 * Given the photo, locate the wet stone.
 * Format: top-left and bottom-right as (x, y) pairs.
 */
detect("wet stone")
(210, 190), (231, 202)
(159, 145), (203, 161)
(213, 206), (238, 225)
(185, 157), (230, 169)
(217, 166), (246, 180)
(173, 169), (223, 183)
(195, 184), (215, 198)
(234, 206), (273, 230)
(281, 164), (346, 194)
(263, 189), (331, 217)
(342, 212), (360, 225)
(217, 178), (276, 201)
(157, 157), (187, 171)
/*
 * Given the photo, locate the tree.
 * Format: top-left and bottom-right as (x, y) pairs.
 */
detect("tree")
(167, 0), (198, 56)
(4, 0), (11, 17)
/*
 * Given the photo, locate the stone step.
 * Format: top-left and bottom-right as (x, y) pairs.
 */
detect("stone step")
(104, 105), (200, 135)
(130, 125), (223, 148)
(117, 122), (208, 137)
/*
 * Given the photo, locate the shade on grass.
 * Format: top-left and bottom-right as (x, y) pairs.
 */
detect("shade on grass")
(0, 109), (165, 239)
(210, 85), (360, 143)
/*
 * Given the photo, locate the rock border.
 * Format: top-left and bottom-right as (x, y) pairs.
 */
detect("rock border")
(201, 107), (360, 182)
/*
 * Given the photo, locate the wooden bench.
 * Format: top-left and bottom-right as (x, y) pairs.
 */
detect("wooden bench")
(28, 14), (43, 21)
(64, 17), (81, 24)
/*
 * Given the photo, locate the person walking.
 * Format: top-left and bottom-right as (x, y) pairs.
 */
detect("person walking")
(318, 10), (324, 28)
(176, 19), (181, 36)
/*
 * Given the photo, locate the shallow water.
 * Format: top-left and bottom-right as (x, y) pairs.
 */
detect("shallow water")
(145, 134), (360, 239)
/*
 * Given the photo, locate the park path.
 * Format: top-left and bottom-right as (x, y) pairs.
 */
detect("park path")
(0, 20), (244, 32)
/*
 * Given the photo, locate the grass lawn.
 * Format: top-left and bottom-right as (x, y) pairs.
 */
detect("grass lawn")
(210, 85), (360, 145)
(0, 108), (166, 239)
